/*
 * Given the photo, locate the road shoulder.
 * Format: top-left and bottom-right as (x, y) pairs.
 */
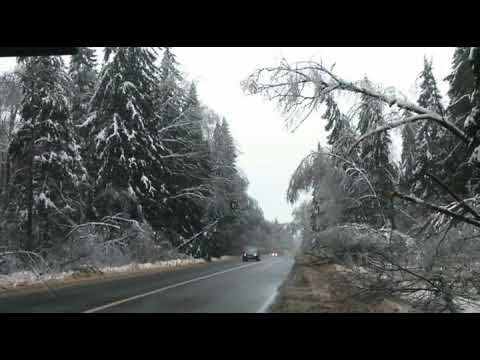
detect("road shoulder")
(0, 256), (237, 299)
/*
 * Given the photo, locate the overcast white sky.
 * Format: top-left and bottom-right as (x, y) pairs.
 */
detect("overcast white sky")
(0, 47), (455, 223)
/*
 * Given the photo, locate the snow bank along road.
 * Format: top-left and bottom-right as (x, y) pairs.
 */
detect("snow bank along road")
(0, 256), (293, 313)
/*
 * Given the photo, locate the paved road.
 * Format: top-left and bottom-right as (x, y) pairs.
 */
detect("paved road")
(0, 256), (293, 313)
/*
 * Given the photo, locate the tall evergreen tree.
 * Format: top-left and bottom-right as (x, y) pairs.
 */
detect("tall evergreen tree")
(8, 56), (84, 250)
(411, 57), (446, 199)
(207, 118), (247, 254)
(69, 47), (98, 126)
(167, 82), (214, 257)
(82, 47), (165, 221)
(444, 47), (480, 196)
(324, 95), (360, 166)
(400, 110), (418, 193)
(357, 78), (397, 226)
(68, 47), (98, 220)
(151, 49), (210, 245)
(156, 48), (184, 131)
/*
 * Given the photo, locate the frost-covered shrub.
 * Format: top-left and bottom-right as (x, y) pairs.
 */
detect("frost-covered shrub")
(304, 221), (480, 312)
(307, 223), (414, 264)
(47, 217), (171, 271)
(0, 250), (50, 276)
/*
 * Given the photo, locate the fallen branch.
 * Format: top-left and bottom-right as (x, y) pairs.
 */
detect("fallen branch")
(173, 218), (221, 252)
(244, 60), (471, 147)
(348, 114), (469, 155)
(0, 250), (50, 271)
(391, 191), (480, 228)
(64, 222), (121, 242)
(426, 172), (480, 221)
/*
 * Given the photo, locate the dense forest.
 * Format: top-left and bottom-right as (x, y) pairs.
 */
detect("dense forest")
(245, 48), (480, 312)
(0, 47), (293, 275)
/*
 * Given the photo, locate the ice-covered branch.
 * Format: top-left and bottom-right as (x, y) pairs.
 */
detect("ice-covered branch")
(425, 172), (480, 221)
(64, 222), (121, 242)
(244, 59), (471, 144)
(391, 191), (480, 228)
(349, 114), (470, 155)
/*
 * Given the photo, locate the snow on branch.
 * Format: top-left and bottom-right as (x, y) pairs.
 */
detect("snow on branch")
(173, 218), (221, 251)
(64, 222), (121, 242)
(391, 191), (480, 228)
(244, 59), (471, 143)
(349, 114), (470, 155)
(425, 172), (480, 221)
(0, 250), (50, 271)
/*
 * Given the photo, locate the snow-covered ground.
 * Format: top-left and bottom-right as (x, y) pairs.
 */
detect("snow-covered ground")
(0, 257), (233, 290)
(456, 297), (480, 313)
(0, 270), (74, 289)
(101, 258), (206, 274)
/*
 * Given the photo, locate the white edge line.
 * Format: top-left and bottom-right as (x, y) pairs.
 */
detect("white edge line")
(83, 261), (261, 313)
(256, 263), (280, 313)
(257, 290), (278, 313)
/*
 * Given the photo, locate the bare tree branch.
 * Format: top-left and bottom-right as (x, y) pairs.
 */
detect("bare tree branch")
(348, 114), (470, 155)
(425, 172), (480, 221)
(391, 191), (480, 228)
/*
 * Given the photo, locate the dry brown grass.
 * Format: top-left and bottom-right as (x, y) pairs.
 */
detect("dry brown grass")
(269, 255), (415, 313)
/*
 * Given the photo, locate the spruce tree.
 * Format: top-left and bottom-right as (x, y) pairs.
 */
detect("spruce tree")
(357, 78), (397, 226)
(443, 47), (480, 196)
(152, 49), (208, 243)
(207, 118), (245, 255)
(69, 47), (98, 126)
(82, 47), (164, 221)
(400, 110), (418, 193)
(8, 56), (84, 250)
(411, 57), (446, 200)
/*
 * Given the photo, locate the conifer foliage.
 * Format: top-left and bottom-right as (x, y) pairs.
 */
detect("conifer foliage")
(8, 56), (84, 250)
(1, 48), (281, 263)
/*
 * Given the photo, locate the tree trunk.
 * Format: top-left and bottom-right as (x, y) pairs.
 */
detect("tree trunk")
(0, 159), (4, 195)
(26, 128), (34, 251)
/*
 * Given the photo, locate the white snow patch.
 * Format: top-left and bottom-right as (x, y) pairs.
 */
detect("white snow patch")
(96, 128), (107, 142)
(456, 297), (480, 313)
(141, 174), (152, 191)
(469, 145), (480, 163)
(35, 193), (57, 209)
(59, 151), (72, 162)
(0, 271), (73, 289)
(80, 112), (97, 128)
(101, 258), (205, 274)
(0, 258), (208, 291)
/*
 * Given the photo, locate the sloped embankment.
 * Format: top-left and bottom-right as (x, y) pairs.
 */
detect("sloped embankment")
(268, 254), (414, 313)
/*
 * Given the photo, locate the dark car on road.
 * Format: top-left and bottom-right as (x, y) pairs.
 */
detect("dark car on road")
(242, 247), (261, 262)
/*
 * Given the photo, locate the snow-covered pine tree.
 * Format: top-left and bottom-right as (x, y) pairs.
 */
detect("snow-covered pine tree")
(82, 47), (165, 221)
(324, 94), (360, 166)
(400, 109), (418, 193)
(0, 70), (22, 196)
(357, 78), (397, 227)
(155, 48), (184, 132)
(166, 82), (215, 257)
(411, 57), (446, 200)
(69, 47), (97, 127)
(324, 102), (367, 219)
(212, 118), (243, 219)
(444, 47), (480, 196)
(68, 47), (99, 221)
(150, 48), (211, 250)
(213, 119), (237, 177)
(207, 117), (246, 254)
(8, 56), (84, 250)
